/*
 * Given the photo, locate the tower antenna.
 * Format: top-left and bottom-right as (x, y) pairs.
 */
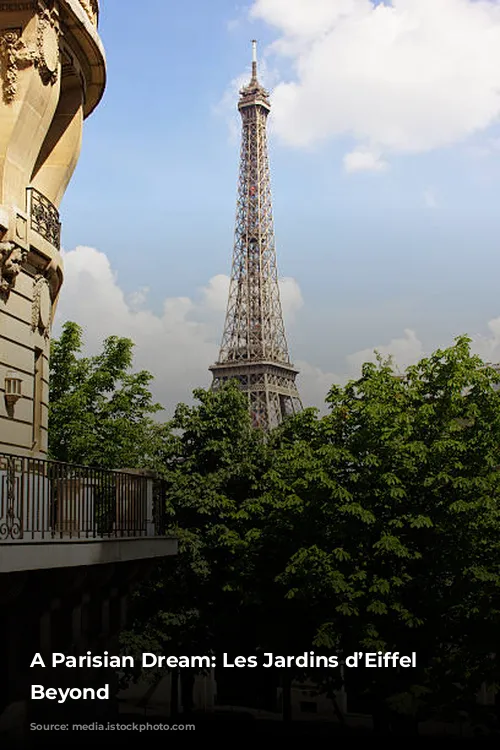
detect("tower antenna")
(252, 39), (257, 80)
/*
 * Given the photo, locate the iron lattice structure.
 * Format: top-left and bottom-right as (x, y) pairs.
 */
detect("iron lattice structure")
(210, 42), (302, 430)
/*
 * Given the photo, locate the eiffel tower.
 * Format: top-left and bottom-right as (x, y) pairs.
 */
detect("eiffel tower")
(209, 41), (302, 430)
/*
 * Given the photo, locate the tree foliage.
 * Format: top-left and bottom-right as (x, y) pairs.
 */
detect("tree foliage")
(123, 383), (270, 673)
(49, 321), (164, 469)
(265, 336), (500, 725)
(51, 324), (500, 730)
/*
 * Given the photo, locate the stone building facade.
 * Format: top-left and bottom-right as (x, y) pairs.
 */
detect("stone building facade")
(0, 6), (181, 745)
(0, 0), (105, 456)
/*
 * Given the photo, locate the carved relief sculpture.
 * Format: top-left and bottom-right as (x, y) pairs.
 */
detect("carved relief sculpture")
(32, 273), (51, 336)
(35, 0), (60, 85)
(0, 2), (60, 105)
(0, 29), (36, 104)
(0, 242), (28, 299)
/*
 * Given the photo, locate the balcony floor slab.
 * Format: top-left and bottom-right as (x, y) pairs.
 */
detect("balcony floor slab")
(0, 536), (178, 573)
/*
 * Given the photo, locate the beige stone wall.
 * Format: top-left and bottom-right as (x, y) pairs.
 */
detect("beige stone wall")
(0, 268), (50, 454)
(0, 0), (105, 458)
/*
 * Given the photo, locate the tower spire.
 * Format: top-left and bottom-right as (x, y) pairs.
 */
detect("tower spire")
(251, 39), (258, 81)
(209, 42), (302, 431)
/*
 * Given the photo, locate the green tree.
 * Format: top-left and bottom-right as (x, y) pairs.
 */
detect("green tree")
(266, 336), (500, 731)
(122, 382), (273, 709)
(49, 321), (164, 469)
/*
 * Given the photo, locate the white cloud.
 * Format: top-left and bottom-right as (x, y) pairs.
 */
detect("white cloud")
(471, 316), (500, 363)
(128, 286), (150, 311)
(56, 248), (500, 419)
(295, 359), (342, 408)
(215, 43), (281, 143)
(343, 148), (388, 173)
(200, 274), (230, 313)
(346, 328), (424, 374)
(295, 329), (424, 411)
(279, 276), (303, 321)
(54, 248), (320, 416)
(248, 0), (500, 164)
(56, 247), (219, 415)
(213, 71), (250, 144)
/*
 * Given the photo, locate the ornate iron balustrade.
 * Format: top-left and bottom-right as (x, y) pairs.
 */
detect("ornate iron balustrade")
(27, 187), (61, 250)
(0, 452), (166, 542)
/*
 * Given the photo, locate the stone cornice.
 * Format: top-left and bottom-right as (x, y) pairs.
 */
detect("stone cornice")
(60, 0), (106, 116)
(78, 0), (98, 27)
(0, 0), (98, 25)
(0, 0), (105, 116)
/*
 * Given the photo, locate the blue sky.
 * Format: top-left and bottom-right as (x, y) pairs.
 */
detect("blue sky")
(56, 0), (500, 415)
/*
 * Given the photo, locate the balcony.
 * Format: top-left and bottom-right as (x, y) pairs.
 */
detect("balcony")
(0, 452), (177, 573)
(27, 187), (61, 250)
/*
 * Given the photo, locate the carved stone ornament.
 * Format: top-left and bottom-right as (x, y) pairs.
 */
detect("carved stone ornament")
(0, 29), (36, 104)
(80, 0), (99, 26)
(35, 0), (60, 85)
(0, 242), (28, 300)
(32, 273), (51, 337)
(0, 3), (60, 104)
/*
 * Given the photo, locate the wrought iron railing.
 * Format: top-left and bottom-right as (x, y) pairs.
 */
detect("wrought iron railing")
(0, 453), (167, 542)
(27, 187), (61, 250)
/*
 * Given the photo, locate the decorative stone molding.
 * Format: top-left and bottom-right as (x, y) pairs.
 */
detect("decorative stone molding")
(0, 29), (36, 103)
(32, 274), (51, 337)
(0, 241), (28, 299)
(0, 2), (60, 104)
(80, 0), (99, 26)
(15, 212), (27, 241)
(35, 0), (60, 85)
